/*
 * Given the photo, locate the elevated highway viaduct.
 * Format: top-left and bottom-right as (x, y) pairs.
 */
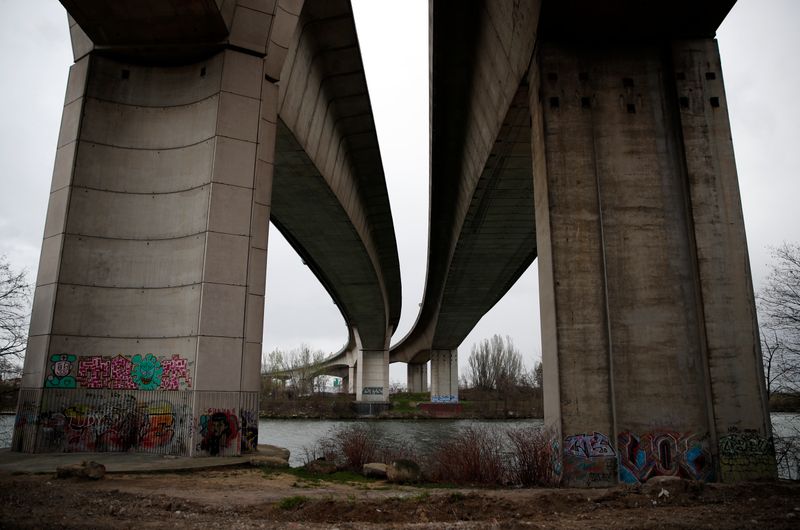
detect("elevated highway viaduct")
(15, 0), (401, 457)
(15, 0), (774, 487)
(390, 0), (774, 485)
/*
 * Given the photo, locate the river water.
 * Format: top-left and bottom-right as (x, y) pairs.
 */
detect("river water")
(1, 413), (797, 477)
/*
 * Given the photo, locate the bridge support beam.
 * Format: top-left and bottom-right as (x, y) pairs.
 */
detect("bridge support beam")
(407, 363), (428, 393)
(14, 46), (277, 457)
(531, 38), (774, 486)
(429, 350), (458, 403)
(406, 363), (428, 392)
(355, 349), (389, 403)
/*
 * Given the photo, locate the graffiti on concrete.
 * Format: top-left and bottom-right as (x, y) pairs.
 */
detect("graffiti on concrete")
(131, 354), (163, 390)
(362, 386), (383, 395)
(45, 354), (77, 388)
(431, 394), (458, 404)
(46, 353), (192, 391)
(198, 409), (239, 456)
(718, 428), (775, 481)
(36, 393), (190, 454)
(565, 432), (616, 458)
(240, 409), (258, 453)
(562, 431), (617, 487)
(617, 431), (714, 484)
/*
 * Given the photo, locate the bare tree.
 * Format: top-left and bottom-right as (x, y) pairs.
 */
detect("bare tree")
(0, 257), (31, 379)
(758, 243), (800, 398)
(465, 334), (525, 391)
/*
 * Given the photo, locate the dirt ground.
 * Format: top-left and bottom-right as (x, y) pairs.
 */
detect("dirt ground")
(0, 467), (798, 529)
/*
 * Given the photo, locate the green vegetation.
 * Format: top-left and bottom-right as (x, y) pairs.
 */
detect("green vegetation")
(260, 465), (375, 485)
(277, 495), (309, 510)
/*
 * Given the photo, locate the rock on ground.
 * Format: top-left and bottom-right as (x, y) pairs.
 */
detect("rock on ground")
(55, 460), (106, 480)
(363, 462), (388, 479)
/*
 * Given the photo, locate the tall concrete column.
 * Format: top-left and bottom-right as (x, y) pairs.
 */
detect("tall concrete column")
(531, 39), (774, 486)
(429, 350), (458, 403)
(347, 364), (356, 394)
(355, 349), (390, 403)
(13, 0), (302, 456)
(407, 363), (428, 393)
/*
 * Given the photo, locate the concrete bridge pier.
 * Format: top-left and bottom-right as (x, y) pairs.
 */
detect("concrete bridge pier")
(13, 0), (303, 457)
(429, 350), (458, 403)
(407, 362), (428, 393)
(530, 37), (774, 486)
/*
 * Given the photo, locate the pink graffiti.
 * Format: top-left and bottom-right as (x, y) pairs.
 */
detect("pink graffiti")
(76, 357), (112, 389)
(110, 356), (137, 389)
(160, 355), (192, 390)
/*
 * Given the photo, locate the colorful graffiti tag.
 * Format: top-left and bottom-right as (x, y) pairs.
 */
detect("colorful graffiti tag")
(46, 353), (192, 391)
(565, 431), (616, 458)
(198, 409), (239, 456)
(36, 393), (190, 454)
(240, 409), (258, 453)
(45, 354), (78, 388)
(562, 432), (617, 487)
(617, 431), (714, 484)
(718, 428), (776, 481)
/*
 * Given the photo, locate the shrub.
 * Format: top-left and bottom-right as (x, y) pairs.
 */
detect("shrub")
(506, 427), (557, 486)
(427, 426), (507, 485)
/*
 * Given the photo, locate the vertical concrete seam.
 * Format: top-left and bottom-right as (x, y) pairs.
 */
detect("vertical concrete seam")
(664, 41), (720, 474)
(587, 64), (619, 458)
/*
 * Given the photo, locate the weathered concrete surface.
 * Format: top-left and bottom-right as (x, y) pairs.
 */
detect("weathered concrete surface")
(17, 0), (400, 454)
(429, 349), (458, 404)
(531, 35), (772, 485)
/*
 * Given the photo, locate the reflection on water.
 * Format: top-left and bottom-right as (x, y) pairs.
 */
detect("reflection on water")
(259, 418), (543, 467)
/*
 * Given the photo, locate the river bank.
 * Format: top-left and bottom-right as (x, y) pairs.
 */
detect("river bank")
(259, 389), (543, 420)
(0, 466), (798, 529)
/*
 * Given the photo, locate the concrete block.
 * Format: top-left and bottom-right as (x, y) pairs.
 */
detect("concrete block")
(222, 50), (263, 100)
(204, 232), (249, 286)
(87, 54), (224, 107)
(238, 0), (276, 14)
(21, 335), (48, 388)
(212, 137), (257, 188)
(217, 92), (260, 142)
(48, 335), (198, 361)
(264, 42), (288, 82)
(229, 7), (272, 56)
(261, 81), (278, 123)
(36, 235), (63, 287)
(250, 203), (270, 250)
(254, 160), (273, 206)
(73, 139), (215, 193)
(279, 0), (303, 16)
(242, 342), (262, 392)
(66, 187), (210, 240)
(258, 119), (277, 163)
(245, 294), (264, 343)
(198, 283), (246, 338)
(28, 283), (57, 337)
(194, 336), (243, 391)
(57, 98), (83, 148)
(64, 56), (90, 106)
(80, 96), (219, 150)
(43, 187), (70, 239)
(51, 284), (201, 338)
(50, 142), (77, 193)
(269, 6), (296, 48)
(59, 235), (205, 288)
(247, 247), (267, 295)
(69, 22), (93, 61)
(208, 183), (253, 236)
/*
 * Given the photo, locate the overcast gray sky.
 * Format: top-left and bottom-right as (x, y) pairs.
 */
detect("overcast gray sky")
(0, 1), (798, 385)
